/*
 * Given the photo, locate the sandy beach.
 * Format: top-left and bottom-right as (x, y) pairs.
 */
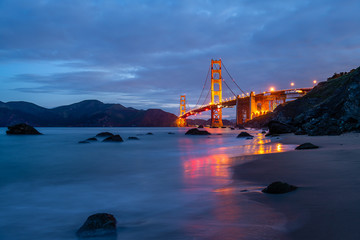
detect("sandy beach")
(232, 133), (360, 240)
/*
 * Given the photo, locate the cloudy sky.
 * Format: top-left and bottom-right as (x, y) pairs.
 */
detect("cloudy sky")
(1, 0), (360, 116)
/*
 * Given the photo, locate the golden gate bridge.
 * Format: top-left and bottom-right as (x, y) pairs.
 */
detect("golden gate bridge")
(177, 59), (313, 127)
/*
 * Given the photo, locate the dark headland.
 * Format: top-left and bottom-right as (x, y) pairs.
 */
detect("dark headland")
(245, 66), (360, 135)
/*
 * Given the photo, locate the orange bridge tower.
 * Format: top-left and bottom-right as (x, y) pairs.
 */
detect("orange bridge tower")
(177, 95), (187, 127)
(210, 59), (223, 127)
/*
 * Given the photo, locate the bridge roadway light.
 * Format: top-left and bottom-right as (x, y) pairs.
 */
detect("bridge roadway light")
(290, 82), (295, 87)
(270, 87), (275, 92)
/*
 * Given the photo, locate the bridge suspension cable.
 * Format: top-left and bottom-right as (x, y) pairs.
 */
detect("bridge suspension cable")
(222, 61), (247, 95)
(194, 66), (211, 109)
(222, 78), (236, 97)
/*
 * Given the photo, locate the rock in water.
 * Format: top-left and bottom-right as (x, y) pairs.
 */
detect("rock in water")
(237, 132), (253, 138)
(146, 132), (154, 135)
(295, 142), (319, 150)
(96, 132), (114, 137)
(102, 135), (124, 142)
(168, 132), (175, 135)
(127, 136), (139, 140)
(262, 181), (298, 194)
(198, 125), (204, 128)
(86, 137), (98, 141)
(76, 213), (117, 238)
(78, 141), (90, 144)
(185, 128), (211, 135)
(6, 123), (42, 135)
(267, 121), (294, 135)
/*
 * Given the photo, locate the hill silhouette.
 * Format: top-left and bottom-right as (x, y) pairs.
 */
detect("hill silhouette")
(0, 100), (177, 127)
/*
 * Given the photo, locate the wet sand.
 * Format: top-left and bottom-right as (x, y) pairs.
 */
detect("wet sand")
(232, 133), (360, 240)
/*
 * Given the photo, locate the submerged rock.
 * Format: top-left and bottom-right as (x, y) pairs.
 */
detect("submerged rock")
(146, 132), (154, 135)
(6, 123), (42, 135)
(102, 135), (124, 142)
(96, 132), (114, 137)
(237, 132), (253, 138)
(127, 136), (139, 140)
(185, 128), (211, 135)
(78, 140), (90, 144)
(168, 132), (175, 135)
(295, 142), (319, 150)
(76, 213), (117, 238)
(198, 125), (204, 128)
(262, 181), (298, 194)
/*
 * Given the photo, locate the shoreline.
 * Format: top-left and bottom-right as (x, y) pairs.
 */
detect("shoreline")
(231, 132), (360, 239)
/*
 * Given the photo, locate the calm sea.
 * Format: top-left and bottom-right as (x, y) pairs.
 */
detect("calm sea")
(0, 127), (294, 240)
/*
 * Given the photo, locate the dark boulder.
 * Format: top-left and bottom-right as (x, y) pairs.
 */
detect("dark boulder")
(168, 132), (175, 135)
(295, 142), (319, 150)
(76, 213), (117, 238)
(78, 141), (90, 144)
(230, 127), (235, 130)
(267, 121), (294, 135)
(237, 132), (253, 138)
(6, 123), (42, 135)
(185, 128), (211, 135)
(128, 136), (139, 140)
(198, 125), (204, 128)
(86, 137), (98, 141)
(96, 132), (114, 137)
(146, 132), (154, 135)
(262, 181), (298, 194)
(103, 135), (124, 142)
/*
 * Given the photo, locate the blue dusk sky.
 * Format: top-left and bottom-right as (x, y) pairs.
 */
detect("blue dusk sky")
(1, 0), (360, 117)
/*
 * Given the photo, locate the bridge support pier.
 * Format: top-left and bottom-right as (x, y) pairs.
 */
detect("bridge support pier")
(211, 106), (223, 128)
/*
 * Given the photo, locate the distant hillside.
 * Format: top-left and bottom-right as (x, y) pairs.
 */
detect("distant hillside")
(245, 66), (360, 135)
(0, 100), (177, 127)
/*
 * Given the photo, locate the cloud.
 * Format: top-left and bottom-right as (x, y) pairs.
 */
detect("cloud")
(1, 0), (360, 115)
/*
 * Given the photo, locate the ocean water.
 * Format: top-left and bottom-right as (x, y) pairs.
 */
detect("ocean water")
(0, 127), (294, 240)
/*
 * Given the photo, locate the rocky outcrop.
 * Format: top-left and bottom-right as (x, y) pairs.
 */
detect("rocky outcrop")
(245, 66), (360, 136)
(262, 181), (298, 194)
(76, 213), (117, 238)
(185, 128), (211, 135)
(266, 121), (294, 135)
(6, 123), (42, 135)
(237, 132), (253, 138)
(103, 135), (124, 142)
(295, 142), (319, 150)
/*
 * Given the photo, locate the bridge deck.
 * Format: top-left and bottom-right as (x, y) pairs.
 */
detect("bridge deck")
(179, 87), (312, 118)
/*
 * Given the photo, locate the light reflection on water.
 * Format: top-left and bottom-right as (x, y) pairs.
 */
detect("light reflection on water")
(182, 132), (291, 185)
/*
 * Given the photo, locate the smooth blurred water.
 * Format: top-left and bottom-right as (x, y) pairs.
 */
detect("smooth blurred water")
(0, 127), (294, 240)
